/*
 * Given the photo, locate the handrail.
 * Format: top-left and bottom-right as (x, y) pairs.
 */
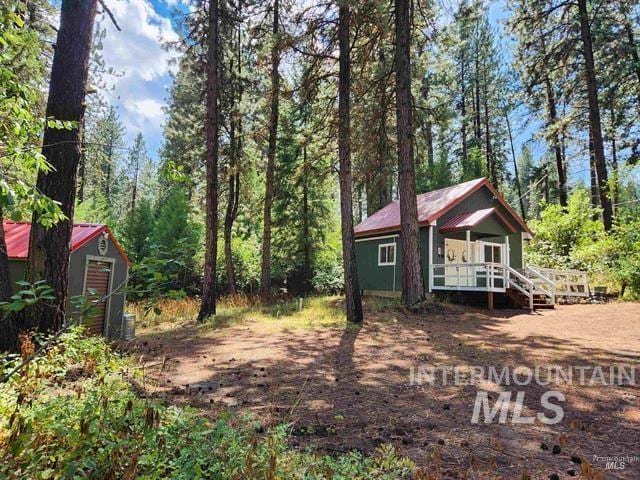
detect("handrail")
(525, 266), (556, 304)
(505, 265), (535, 310)
(528, 265), (589, 297)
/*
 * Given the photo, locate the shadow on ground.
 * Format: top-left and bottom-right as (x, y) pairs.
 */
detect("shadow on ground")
(128, 301), (640, 479)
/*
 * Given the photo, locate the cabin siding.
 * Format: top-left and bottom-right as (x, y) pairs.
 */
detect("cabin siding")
(7, 235), (128, 340)
(356, 184), (526, 293)
(70, 236), (128, 339)
(355, 235), (402, 292)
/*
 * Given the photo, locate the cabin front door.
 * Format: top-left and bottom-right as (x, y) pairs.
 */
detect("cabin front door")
(444, 238), (475, 287)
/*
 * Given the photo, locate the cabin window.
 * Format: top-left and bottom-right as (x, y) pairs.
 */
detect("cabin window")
(378, 243), (396, 266)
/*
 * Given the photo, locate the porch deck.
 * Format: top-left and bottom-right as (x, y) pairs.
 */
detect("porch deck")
(429, 262), (589, 310)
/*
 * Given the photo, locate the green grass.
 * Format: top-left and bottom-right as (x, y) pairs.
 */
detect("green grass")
(209, 296), (349, 332)
(0, 328), (415, 479)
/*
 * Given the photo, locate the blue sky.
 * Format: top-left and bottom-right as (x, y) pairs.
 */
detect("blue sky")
(99, 0), (563, 189)
(99, 0), (186, 160)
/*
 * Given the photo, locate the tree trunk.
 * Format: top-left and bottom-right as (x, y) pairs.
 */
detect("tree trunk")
(395, 0), (424, 306)
(577, 0), (613, 230)
(260, 0), (280, 302)
(198, 0), (220, 322)
(0, 208), (12, 302)
(544, 77), (568, 207)
(460, 50), (468, 167)
(224, 17), (242, 296)
(538, 33), (568, 207)
(338, 2), (363, 323)
(505, 112), (526, 221)
(473, 45), (481, 145)
(131, 152), (139, 213)
(223, 122), (237, 295)
(20, 0), (98, 336)
(482, 69), (496, 186)
(609, 101), (619, 211)
(589, 126), (600, 217)
(301, 144), (312, 294)
(0, 207), (19, 352)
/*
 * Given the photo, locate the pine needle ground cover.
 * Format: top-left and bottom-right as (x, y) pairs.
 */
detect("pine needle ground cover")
(0, 328), (414, 479)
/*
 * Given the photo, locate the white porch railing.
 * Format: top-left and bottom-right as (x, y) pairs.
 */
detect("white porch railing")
(431, 262), (556, 310)
(431, 262), (507, 293)
(527, 266), (589, 297)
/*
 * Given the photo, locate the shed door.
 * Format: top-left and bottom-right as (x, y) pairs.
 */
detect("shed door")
(84, 259), (112, 336)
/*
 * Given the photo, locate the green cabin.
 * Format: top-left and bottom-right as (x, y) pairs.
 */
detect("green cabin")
(354, 178), (546, 307)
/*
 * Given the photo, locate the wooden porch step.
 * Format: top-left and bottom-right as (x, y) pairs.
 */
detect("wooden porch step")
(506, 288), (555, 310)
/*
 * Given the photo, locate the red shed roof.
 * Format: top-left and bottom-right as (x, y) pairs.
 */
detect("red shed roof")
(3, 221), (130, 265)
(354, 178), (530, 237)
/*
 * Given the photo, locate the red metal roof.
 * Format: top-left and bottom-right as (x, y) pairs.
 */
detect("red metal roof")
(439, 208), (495, 233)
(3, 221), (130, 265)
(439, 207), (516, 234)
(354, 177), (530, 237)
(355, 178), (485, 237)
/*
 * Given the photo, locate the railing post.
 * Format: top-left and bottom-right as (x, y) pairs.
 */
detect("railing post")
(529, 283), (534, 310)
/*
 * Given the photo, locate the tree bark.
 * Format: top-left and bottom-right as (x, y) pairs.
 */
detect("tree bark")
(544, 76), (568, 207)
(505, 113), (526, 221)
(395, 0), (424, 306)
(338, 2), (363, 323)
(0, 208), (12, 302)
(460, 48), (468, 167)
(198, 0), (220, 321)
(588, 126), (600, 217)
(20, 0), (98, 335)
(301, 144), (312, 294)
(224, 14), (242, 296)
(577, 0), (613, 230)
(0, 207), (20, 352)
(482, 69), (496, 186)
(260, 0), (280, 302)
(473, 44), (482, 145)
(538, 33), (568, 207)
(609, 100), (619, 211)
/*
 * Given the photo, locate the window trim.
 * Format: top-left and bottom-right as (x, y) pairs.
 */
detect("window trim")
(378, 242), (396, 266)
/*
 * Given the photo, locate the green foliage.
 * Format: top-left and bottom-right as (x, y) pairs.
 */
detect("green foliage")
(74, 191), (116, 226)
(0, 280), (55, 314)
(150, 188), (203, 293)
(0, 3), (66, 225)
(526, 188), (640, 296)
(0, 329), (415, 479)
(120, 197), (154, 263)
(526, 188), (602, 266)
(460, 146), (487, 182)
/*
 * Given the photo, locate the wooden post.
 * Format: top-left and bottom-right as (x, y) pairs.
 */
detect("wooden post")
(488, 291), (494, 310)
(428, 225), (434, 293)
(466, 229), (471, 287)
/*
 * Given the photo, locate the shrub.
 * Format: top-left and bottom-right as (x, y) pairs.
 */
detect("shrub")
(0, 328), (415, 479)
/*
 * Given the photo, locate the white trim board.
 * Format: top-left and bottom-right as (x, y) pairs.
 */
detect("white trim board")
(82, 255), (115, 338)
(355, 234), (399, 243)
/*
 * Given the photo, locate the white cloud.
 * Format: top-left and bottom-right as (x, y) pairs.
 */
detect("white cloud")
(131, 98), (165, 121)
(99, 0), (180, 156)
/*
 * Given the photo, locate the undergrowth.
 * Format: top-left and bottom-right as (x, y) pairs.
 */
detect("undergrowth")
(0, 328), (415, 479)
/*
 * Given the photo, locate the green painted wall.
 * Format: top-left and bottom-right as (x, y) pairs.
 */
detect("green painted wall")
(355, 229), (432, 293)
(355, 235), (402, 292)
(356, 184), (528, 292)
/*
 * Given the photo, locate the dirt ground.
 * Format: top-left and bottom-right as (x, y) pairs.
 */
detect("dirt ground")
(128, 301), (640, 479)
